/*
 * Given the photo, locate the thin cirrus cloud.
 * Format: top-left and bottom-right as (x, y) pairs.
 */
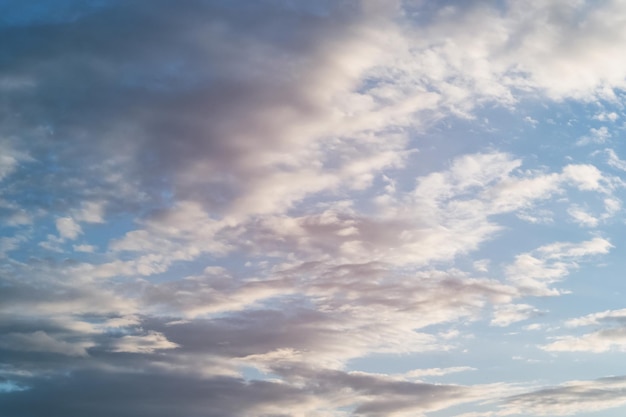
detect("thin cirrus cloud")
(2, 1), (626, 416)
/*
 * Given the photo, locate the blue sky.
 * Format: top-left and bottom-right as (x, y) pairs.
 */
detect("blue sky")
(3, 1), (626, 416)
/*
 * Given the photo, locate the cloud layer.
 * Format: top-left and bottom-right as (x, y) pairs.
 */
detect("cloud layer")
(3, 1), (626, 416)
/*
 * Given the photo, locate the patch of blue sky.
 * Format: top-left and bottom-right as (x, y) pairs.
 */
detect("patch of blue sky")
(459, 328), (626, 388)
(0, 0), (116, 28)
(0, 380), (29, 393)
(239, 365), (280, 382)
(428, 403), (501, 417)
(3, 152), (95, 217)
(562, 409), (626, 417)
(75, 216), (135, 251)
(204, 0), (340, 17)
(0, 213), (132, 265)
(345, 310), (624, 388)
(472, 220), (600, 267)
(504, 102), (623, 158)
(555, 260), (626, 301)
(419, 97), (618, 167)
(406, 121), (501, 177)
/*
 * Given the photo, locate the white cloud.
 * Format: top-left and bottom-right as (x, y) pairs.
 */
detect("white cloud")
(542, 329), (626, 353)
(473, 259), (490, 272)
(524, 116), (539, 127)
(367, 0), (626, 117)
(565, 308), (626, 328)
(5, 209), (32, 226)
(561, 164), (605, 191)
(73, 244), (95, 253)
(38, 234), (65, 252)
(55, 217), (82, 240)
(537, 237), (613, 258)
(606, 148), (626, 171)
(506, 238), (612, 296)
(105, 151), (603, 281)
(403, 366), (476, 379)
(543, 308), (626, 353)
(491, 304), (540, 327)
(0, 141), (29, 182)
(101, 315), (141, 329)
(111, 331), (179, 353)
(593, 112), (619, 122)
(576, 126), (611, 146)
(602, 197), (621, 219)
(567, 205), (599, 227)
(0, 236), (23, 258)
(72, 201), (105, 223)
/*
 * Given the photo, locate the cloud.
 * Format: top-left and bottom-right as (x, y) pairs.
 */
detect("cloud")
(0, 140), (31, 182)
(5, 0), (625, 224)
(565, 308), (626, 328)
(561, 164), (607, 192)
(593, 112), (619, 122)
(119, 261), (516, 375)
(543, 308), (626, 353)
(576, 126), (611, 146)
(3, 1), (626, 416)
(567, 205), (599, 228)
(110, 331), (179, 354)
(0, 235), (25, 258)
(55, 217), (82, 240)
(403, 366), (476, 379)
(72, 244), (95, 253)
(0, 0), (410, 224)
(490, 304), (541, 327)
(0, 371), (317, 417)
(72, 201), (105, 223)
(0, 365), (513, 417)
(504, 376), (626, 416)
(98, 151), (617, 283)
(542, 329), (626, 353)
(0, 331), (90, 357)
(606, 148), (626, 171)
(369, 0), (626, 117)
(506, 237), (613, 296)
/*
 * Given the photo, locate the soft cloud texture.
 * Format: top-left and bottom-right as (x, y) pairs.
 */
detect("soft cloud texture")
(505, 377), (626, 416)
(3, 1), (626, 416)
(543, 308), (626, 353)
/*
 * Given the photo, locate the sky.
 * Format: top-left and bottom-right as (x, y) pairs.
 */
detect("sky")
(3, 0), (626, 416)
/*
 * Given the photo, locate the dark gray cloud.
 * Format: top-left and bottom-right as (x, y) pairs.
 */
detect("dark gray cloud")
(0, 363), (494, 417)
(0, 0), (375, 217)
(0, 370), (309, 417)
(0, 254), (512, 415)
